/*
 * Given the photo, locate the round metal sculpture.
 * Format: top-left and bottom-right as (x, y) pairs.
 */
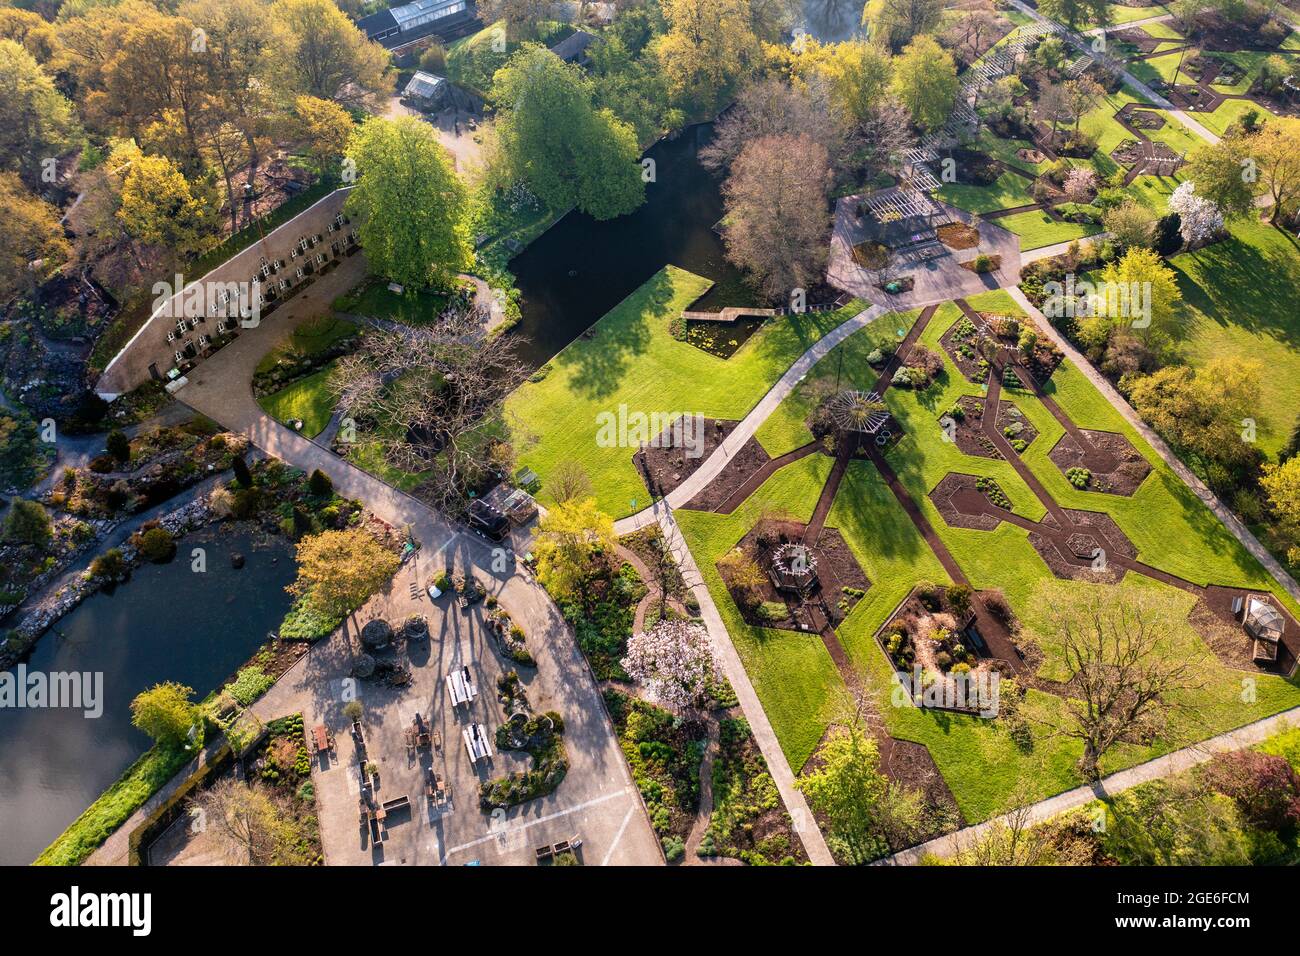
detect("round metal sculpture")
(827, 390), (889, 435)
(402, 614), (429, 641)
(769, 542), (819, 597)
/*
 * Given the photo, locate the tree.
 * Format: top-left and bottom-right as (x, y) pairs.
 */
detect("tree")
(0, 8), (61, 64)
(1037, 0), (1108, 29)
(130, 681), (200, 747)
(700, 76), (849, 174)
(533, 497), (616, 610)
(1098, 246), (1186, 352)
(3, 497), (52, 546)
(950, 780), (1096, 865)
(114, 146), (220, 258)
(548, 460), (593, 504)
(1260, 455), (1300, 565)
(797, 723), (923, 863)
(345, 117), (472, 290)
(291, 94), (354, 180)
(1062, 75), (1104, 137)
(287, 527), (400, 618)
(266, 0), (391, 109)
(1249, 117), (1300, 225)
(476, 0), (563, 38)
(193, 776), (315, 865)
(1167, 180), (1224, 247)
(492, 47), (645, 220)
(890, 35), (958, 132)
(1062, 166), (1097, 203)
(1182, 133), (1257, 218)
(721, 133), (831, 300)
(654, 0), (760, 113)
(622, 620), (718, 711)
(1102, 199), (1156, 250)
(1038, 581), (1205, 781)
(0, 173), (69, 302)
(717, 547), (765, 607)
(872, 0), (944, 52)
(0, 38), (82, 190)
(232, 454), (253, 487)
(329, 307), (530, 512)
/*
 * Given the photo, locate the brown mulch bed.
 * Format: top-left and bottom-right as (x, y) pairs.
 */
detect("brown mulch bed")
(939, 321), (989, 384)
(960, 254), (1002, 274)
(1027, 524), (1127, 584)
(852, 240), (891, 270)
(1189, 10), (1290, 52)
(947, 395), (1003, 460)
(716, 518), (870, 632)
(1128, 109), (1167, 130)
(1046, 429), (1152, 496)
(633, 417), (746, 499)
(678, 433), (775, 512)
(1191, 585), (1299, 677)
(1016, 147), (1048, 164)
(929, 473), (1016, 531)
(937, 221), (981, 249)
(1025, 511), (1136, 584)
(1111, 26), (1162, 54)
(996, 400), (1039, 452)
(1111, 138), (1149, 167)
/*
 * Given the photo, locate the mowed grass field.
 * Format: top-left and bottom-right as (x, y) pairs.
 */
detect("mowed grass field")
(677, 286), (1300, 822)
(257, 367), (337, 438)
(504, 265), (865, 517)
(1166, 219), (1300, 458)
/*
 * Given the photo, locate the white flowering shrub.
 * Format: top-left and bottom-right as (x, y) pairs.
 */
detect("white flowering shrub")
(621, 620), (718, 712)
(1168, 181), (1223, 246)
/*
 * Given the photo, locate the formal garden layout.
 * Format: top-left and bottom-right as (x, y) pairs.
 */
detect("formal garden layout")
(7, 0), (1300, 889)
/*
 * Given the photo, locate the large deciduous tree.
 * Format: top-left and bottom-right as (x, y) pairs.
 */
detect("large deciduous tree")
(622, 620), (718, 712)
(1182, 133), (1258, 218)
(1249, 117), (1300, 225)
(345, 117), (472, 290)
(533, 497), (617, 610)
(1097, 245), (1185, 353)
(890, 35), (958, 132)
(291, 94), (354, 181)
(131, 681), (201, 747)
(872, 0), (945, 52)
(1038, 581), (1206, 781)
(492, 46), (645, 220)
(721, 133), (832, 301)
(193, 776), (315, 865)
(0, 38), (83, 189)
(654, 0), (760, 114)
(287, 527), (400, 619)
(266, 0), (391, 109)
(113, 143), (220, 258)
(0, 173), (69, 302)
(1037, 0), (1109, 29)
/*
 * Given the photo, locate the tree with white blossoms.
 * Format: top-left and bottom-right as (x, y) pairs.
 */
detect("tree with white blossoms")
(1167, 181), (1223, 247)
(621, 620), (718, 712)
(1062, 167), (1097, 204)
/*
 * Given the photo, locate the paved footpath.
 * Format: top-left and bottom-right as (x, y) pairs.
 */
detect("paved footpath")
(884, 706), (1300, 864)
(1007, 285), (1300, 604)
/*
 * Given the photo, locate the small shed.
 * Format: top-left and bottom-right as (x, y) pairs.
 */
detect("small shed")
(401, 71), (464, 111)
(468, 498), (510, 541)
(1244, 596), (1285, 643)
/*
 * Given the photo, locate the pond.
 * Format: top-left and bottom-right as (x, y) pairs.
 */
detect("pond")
(0, 527), (295, 865)
(507, 122), (759, 368)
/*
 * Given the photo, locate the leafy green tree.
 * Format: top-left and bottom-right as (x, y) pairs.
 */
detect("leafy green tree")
(232, 454), (253, 488)
(345, 116), (472, 290)
(106, 429), (131, 463)
(1037, 0), (1109, 29)
(492, 47), (645, 220)
(797, 724), (923, 863)
(113, 143), (220, 257)
(3, 498), (52, 545)
(0, 38), (82, 189)
(654, 0), (760, 114)
(871, 0), (945, 52)
(1260, 455), (1300, 566)
(287, 527), (400, 618)
(1182, 132), (1258, 218)
(890, 35), (958, 132)
(131, 681), (200, 747)
(291, 94), (354, 180)
(266, 0), (391, 108)
(308, 468), (333, 497)
(534, 497), (616, 610)
(1098, 246), (1185, 353)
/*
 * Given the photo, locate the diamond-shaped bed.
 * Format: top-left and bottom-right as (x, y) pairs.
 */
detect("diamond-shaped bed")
(1048, 429), (1151, 496)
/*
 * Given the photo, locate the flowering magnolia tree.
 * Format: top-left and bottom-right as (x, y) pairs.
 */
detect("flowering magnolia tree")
(1168, 181), (1223, 247)
(621, 620), (718, 712)
(1062, 167), (1097, 203)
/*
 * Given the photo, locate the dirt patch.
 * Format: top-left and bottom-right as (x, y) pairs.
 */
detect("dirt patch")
(1047, 429), (1151, 496)
(716, 518), (870, 632)
(633, 417), (749, 499)
(852, 240), (891, 269)
(960, 254), (1002, 275)
(937, 221), (980, 249)
(1128, 109), (1167, 130)
(930, 472), (1017, 531)
(946, 395), (1003, 460)
(1191, 585), (1299, 677)
(1111, 26), (1162, 55)
(1016, 147), (1048, 164)
(996, 401), (1039, 453)
(1190, 9), (1290, 52)
(679, 437), (781, 513)
(1026, 511), (1136, 584)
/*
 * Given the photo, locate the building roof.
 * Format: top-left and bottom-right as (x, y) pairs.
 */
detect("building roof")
(404, 71), (447, 99)
(1246, 596), (1285, 641)
(549, 29), (597, 62)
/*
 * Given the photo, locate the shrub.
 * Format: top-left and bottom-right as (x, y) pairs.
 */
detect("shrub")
(137, 527), (175, 562)
(1066, 467), (1091, 489)
(1204, 750), (1300, 832)
(106, 430), (131, 463)
(232, 455), (253, 488)
(90, 548), (126, 580)
(971, 253), (995, 274)
(3, 499), (52, 545)
(756, 601), (786, 624)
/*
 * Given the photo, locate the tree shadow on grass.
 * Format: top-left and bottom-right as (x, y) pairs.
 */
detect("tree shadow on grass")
(560, 267), (675, 402)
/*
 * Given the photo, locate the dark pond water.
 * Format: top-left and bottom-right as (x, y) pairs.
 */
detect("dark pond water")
(508, 122), (759, 367)
(0, 528), (295, 865)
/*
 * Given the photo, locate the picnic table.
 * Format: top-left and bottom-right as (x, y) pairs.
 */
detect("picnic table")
(463, 723), (493, 763)
(312, 725), (330, 753)
(445, 666), (477, 707)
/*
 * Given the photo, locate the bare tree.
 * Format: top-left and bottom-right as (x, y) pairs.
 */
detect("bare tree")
(330, 302), (531, 515)
(1042, 583), (1206, 781)
(701, 77), (852, 174)
(549, 460), (593, 504)
(192, 776), (312, 866)
(950, 779), (1095, 865)
(721, 133), (833, 302)
(1063, 75), (1105, 138)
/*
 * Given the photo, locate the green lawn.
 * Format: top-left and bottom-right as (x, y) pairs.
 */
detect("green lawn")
(332, 277), (472, 325)
(680, 287), (1300, 822)
(936, 170), (1036, 215)
(254, 314), (356, 375)
(258, 366), (338, 439)
(504, 265), (865, 517)
(998, 209), (1103, 249)
(1166, 218), (1300, 458)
